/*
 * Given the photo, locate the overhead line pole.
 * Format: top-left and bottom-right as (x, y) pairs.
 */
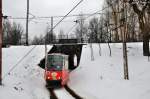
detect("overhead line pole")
(44, 0), (83, 44)
(0, 0), (2, 85)
(26, 0), (29, 45)
(80, 14), (83, 43)
(51, 17), (53, 43)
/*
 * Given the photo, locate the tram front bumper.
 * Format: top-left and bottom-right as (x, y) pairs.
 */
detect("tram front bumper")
(46, 80), (62, 88)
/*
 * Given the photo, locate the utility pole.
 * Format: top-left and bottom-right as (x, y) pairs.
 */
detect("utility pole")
(80, 14), (83, 43)
(50, 17), (53, 43)
(80, 18), (83, 43)
(122, 0), (129, 80)
(0, 0), (2, 85)
(26, 0), (29, 45)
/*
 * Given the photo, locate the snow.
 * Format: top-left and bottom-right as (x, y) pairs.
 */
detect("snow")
(0, 43), (150, 99)
(1, 45), (52, 99)
(68, 43), (150, 99)
(54, 88), (74, 99)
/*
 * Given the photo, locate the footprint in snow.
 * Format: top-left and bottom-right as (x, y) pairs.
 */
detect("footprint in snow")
(100, 75), (103, 80)
(13, 86), (24, 92)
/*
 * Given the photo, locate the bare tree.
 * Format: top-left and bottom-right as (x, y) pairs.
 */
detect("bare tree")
(99, 14), (106, 42)
(129, 0), (150, 56)
(58, 29), (65, 39)
(2, 20), (11, 46)
(127, 9), (141, 42)
(88, 17), (99, 43)
(45, 26), (56, 44)
(10, 22), (23, 45)
(75, 14), (88, 43)
(32, 34), (44, 45)
(105, 0), (120, 42)
(2, 21), (24, 45)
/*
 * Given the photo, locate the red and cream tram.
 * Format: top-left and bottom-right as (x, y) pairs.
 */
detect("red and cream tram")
(44, 53), (69, 87)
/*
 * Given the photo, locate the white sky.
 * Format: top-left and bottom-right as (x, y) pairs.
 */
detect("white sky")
(3, 0), (104, 39)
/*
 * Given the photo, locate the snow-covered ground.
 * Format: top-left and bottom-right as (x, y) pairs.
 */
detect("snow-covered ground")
(1, 45), (52, 99)
(0, 43), (150, 99)
(68, 43), (150, 99)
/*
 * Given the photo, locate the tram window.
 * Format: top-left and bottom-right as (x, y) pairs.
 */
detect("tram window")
(64, 56), (68, 69)
(47, 55), (63, 71)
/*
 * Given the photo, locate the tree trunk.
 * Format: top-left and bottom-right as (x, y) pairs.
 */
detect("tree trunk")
(142, 21), (150, 56)
(143, 34), (149, 56)
(129, 0), (150, 56)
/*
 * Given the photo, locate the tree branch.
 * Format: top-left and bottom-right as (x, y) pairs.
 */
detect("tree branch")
(129, 0), (142, 14)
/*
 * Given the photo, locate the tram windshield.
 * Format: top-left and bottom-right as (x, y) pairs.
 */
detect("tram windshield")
(47, 55), (63, 71)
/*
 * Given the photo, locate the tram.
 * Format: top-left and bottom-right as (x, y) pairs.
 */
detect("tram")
(44, 53), (69, 87)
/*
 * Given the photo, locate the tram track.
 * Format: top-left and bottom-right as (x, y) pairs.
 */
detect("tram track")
(47, 84), (83, 99)
(64, 85), (83, 99)
(47, 88), (58, 99)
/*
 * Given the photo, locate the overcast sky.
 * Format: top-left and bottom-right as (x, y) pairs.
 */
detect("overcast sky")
(3, 0), (104, 39)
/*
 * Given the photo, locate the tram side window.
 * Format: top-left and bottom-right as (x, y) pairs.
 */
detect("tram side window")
(64, 56), (68, 70)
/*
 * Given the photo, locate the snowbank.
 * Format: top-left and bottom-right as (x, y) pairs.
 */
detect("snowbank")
(68, 43), (150, 99)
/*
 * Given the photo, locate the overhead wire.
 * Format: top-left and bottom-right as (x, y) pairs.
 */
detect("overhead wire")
(52, 0), (84, 30)
(66, 23), (78, 35)
(43, 0), (84, 43)
(83, 0), (119, 21)
(5, 0), (130, 38)
(5, 0), (118, 22)
(7, 13), (103, 20)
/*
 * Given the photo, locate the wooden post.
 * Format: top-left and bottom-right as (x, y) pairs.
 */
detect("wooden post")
(51, 17), (53, 43)
(44, 44), (47, 70)
(123, 0), (129, 80)
(90, 43), (94, 61)
(26, 0), (29, 45)
(0, 0), (2, 85)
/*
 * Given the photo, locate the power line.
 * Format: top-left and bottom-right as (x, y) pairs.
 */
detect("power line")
(83, 0), (119, 20)
(35, 13), (103, 19)
(5, 0), (117, 22)
(6, 13), (104, 20)
(43, 0), (84, 44)
(66, 23), (78, 35)
(52, 0), (84, 30)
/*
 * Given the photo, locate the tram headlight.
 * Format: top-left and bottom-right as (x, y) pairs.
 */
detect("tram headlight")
(57, 76), (61, 80)
(47, 77), (50, 79)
